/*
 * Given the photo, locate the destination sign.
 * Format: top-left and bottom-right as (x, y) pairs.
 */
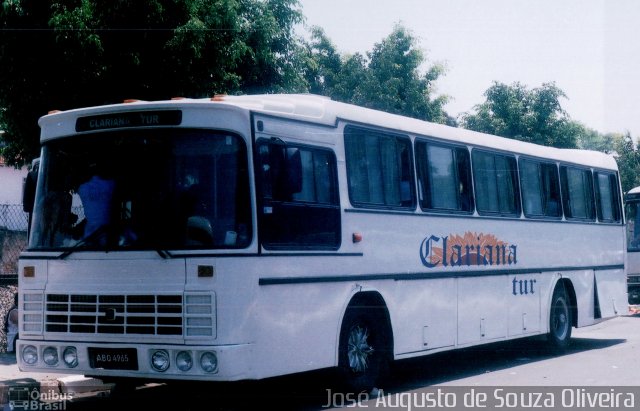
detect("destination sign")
(76, 110), (182, 132)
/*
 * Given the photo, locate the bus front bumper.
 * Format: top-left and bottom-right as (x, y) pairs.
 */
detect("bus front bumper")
(16, 340), (253, 381)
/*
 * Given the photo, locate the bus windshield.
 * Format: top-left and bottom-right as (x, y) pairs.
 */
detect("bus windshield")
(29, 129), (251, 251)
(626, 199), (640, 251)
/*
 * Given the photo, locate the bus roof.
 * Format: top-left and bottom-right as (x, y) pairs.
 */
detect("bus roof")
(39, 93), (618, 171)
(628, 186), (640, 196)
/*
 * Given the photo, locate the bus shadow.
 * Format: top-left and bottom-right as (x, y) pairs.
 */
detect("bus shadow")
(193, 337), (625, 410)
(386, 336), (626, 389)
(0, 352), (17, 366)
(98, 336), (625, 411)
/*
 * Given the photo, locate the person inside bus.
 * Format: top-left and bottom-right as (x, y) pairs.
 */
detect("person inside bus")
(174, 167), (214, 246)
(77, 161), (116, 243)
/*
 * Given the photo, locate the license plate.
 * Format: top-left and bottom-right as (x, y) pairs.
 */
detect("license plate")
(88, 347), (138, 370)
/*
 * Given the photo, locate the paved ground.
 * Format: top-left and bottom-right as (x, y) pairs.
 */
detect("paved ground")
(0, 351), (108, 408)
(2, 308), (640, 409)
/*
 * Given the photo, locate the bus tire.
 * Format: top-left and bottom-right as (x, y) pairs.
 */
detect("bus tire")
(547, 284), (572, 350)
(338, 307), (391, 393)
(628, 286), (640, 305)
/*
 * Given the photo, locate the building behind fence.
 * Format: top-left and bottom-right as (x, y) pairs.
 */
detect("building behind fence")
(0, 204), (28, 276)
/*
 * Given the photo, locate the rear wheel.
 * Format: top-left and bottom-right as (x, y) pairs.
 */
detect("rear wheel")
(548, 284), (572, 350)
(629, 286), (640, 305)
(338, 307), (391, 393)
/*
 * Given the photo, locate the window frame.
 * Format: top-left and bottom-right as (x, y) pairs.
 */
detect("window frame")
(593, 170), (622, 224)
(256, 137), (341, 250)
(559, 164), (596, 222)
(471, 149), (521, 217)
(415, 138), (474, 214)
(518, 157), (563, 220)
(344, 125), (416, 211)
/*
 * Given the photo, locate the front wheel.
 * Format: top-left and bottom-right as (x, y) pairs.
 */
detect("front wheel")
(547, 284), (572, 350)
(338, 307), (391, 394)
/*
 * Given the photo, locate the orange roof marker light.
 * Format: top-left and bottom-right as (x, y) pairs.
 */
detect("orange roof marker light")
(123, 99), (142, 104)
(171, 97), (187, 100)
(211, 94), (227, 102)
(47, 110), (62, 115)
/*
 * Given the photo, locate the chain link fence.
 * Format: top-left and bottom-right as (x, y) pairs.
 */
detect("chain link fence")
(0, 204), (28, 277)
(0, 205), (26, 351)
(0, 205), (23, 352)
(0, 284), (17, 352)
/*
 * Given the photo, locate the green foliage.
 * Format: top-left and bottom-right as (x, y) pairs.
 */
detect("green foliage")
(305, 24), (449, 124)
(2, 4), (450, 165)
(572, 121), (616, 153)
(459, 81), (640, 190)
(1, 0), (636, 192)
(613, 132), (640, 193)
(460, 81), (577, 148)
(461, 80), (640, 193)
(0, 0), (305, 165)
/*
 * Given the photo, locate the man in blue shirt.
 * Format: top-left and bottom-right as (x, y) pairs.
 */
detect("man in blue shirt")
(77, 171), (116, 242)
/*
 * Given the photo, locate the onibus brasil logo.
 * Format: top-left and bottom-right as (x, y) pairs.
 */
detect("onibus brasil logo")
(420, 231), (518, 268)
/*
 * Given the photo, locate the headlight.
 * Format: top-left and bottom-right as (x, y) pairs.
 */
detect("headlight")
(63, 347), (78, 368)
(150, 350), (170, 372)
(43, 346), (59, 366)
(176, 351), (193, 372)
(22, 345), (38, 365)
(200, 351), (218, 373)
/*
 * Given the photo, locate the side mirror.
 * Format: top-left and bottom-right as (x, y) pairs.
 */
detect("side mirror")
(22, 158), (39, 213)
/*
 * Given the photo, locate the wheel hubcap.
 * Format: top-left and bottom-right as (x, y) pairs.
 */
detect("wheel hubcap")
(552, 299), (568, 338)
(348, 325), (374, 373)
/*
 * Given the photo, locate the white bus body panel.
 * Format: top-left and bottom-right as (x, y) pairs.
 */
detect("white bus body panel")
(19, 95), (626, 382)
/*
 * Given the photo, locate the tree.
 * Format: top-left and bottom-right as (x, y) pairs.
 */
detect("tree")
(613, 132), (640, 193)
(460, 81), (578, 148)
(571, 121), (616, 153)
(305, 24), (449, 124)
(303, 26), (344, 97)
(0, 0), (305, 166)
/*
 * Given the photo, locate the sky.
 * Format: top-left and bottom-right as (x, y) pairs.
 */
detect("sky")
(297, 0), (640, 138)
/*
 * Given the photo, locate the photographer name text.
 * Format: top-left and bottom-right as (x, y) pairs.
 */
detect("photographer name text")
(323, 388), (636, 409)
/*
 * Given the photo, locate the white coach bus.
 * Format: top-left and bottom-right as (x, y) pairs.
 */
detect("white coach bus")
(624, 186), (640, 304)
(18, 94), (626, 392)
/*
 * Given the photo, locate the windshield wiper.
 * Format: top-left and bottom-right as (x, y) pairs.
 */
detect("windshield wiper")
(58, 224), (176, 259)
(57, 224), (110, 259)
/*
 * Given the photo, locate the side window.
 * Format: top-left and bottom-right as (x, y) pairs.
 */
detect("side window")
(472, 150), (520, 216)
(519, 159), (562, 218)
(258, 139), (340, 249)
(560, 165), (595, 221)
(594, 171), (621, 223)
(415, 140), (473, 213)
(344, 126), (415, 209)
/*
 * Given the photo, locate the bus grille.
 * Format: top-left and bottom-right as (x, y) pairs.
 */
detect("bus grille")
(44, 294), (184, 336)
